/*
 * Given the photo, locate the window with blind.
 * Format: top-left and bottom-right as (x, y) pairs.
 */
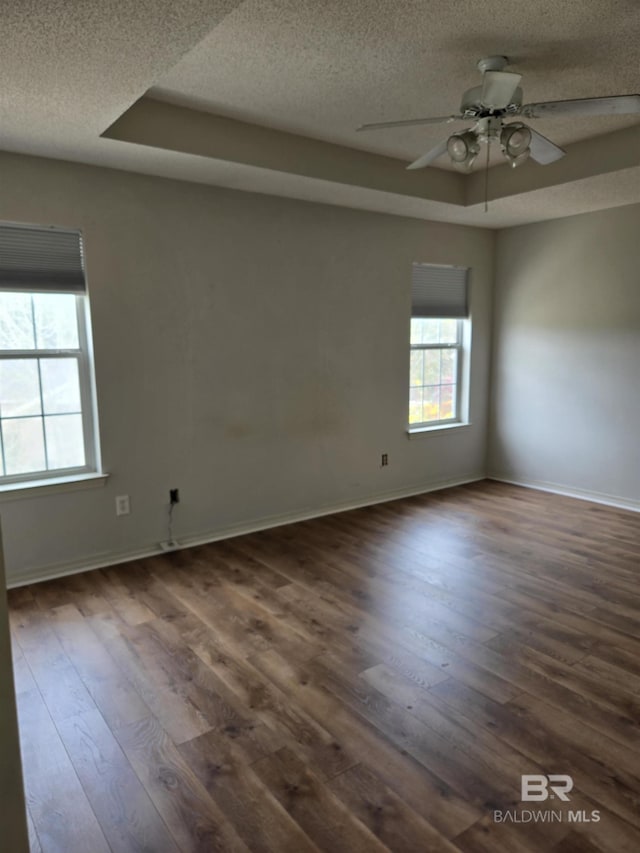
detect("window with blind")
(0, 223), (101, 484)
(409, 263), (470, 429)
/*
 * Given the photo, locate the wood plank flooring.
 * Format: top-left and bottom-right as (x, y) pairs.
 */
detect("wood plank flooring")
(8, 480), (640, 852)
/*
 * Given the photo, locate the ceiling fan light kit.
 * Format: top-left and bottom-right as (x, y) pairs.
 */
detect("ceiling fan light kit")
(501, 122), (532, 167)
(357, 55), (640, 174)
(447, 130), (480, 171)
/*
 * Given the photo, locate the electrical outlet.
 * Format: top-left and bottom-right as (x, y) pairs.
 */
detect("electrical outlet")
(115, 495), (130, 516)
(381, 453), (388, 467)
(169, 488), (180, 505)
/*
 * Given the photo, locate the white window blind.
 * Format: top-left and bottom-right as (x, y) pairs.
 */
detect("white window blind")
(0, 223), (86, 293)
(411, 263), (469, 318)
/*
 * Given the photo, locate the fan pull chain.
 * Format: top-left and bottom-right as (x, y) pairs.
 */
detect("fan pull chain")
(484, 141), (490, 213)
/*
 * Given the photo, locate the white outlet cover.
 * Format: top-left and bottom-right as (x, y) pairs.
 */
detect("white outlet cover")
(115, 495), (130, 516)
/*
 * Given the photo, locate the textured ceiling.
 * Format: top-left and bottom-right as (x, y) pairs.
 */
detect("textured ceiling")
(0, 0), (639, 228)
(152, 0), (640, 165)
(0, 0), (243, 157)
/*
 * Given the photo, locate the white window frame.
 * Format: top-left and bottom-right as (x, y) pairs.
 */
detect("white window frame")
(408, 262), (471, 435)
(409, 318), (464, 430)
(0, 222), (104, 493)
(0, 292), (101, 486)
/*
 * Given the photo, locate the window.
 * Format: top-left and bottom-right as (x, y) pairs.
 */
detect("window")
(0, 223), (100, 485)
(409, 263), (469, 430)
(410, 318), (462, 426)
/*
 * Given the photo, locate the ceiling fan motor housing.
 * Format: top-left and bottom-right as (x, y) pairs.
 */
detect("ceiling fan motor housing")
(460, 85), (523, 116)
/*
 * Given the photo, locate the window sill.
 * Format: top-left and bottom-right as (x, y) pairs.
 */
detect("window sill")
(0, 472), (109, 501)
(407, 422), (472, 438)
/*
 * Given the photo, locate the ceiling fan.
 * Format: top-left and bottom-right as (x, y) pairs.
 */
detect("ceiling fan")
(357, 56), (640, 172)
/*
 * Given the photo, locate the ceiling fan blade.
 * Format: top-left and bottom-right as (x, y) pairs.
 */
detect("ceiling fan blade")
(406, 139), (449, 170)
(357, 115), (465, 132)
(521, 94), (640, 119)
(480, 71), (522, 109)
(528, 127), (566, 165)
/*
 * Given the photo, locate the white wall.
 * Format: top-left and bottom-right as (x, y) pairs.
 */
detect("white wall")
(0, 152), (494, 584)
(488, 203), (640, 508)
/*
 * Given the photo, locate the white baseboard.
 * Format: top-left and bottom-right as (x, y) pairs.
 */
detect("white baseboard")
(7, 473), (484, 588)
(488, 474), (640, 514)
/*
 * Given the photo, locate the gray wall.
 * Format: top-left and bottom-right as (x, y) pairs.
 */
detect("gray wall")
(0, 152), (494, 584)
(0, 522), (29, 851)
(488, 202), (640, 508)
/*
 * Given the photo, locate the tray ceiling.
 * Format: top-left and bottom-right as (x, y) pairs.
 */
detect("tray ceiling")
(1, 0), (638, 228)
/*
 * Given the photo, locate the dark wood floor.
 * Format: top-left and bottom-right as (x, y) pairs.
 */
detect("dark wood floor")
(8, 480), (640, 852)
